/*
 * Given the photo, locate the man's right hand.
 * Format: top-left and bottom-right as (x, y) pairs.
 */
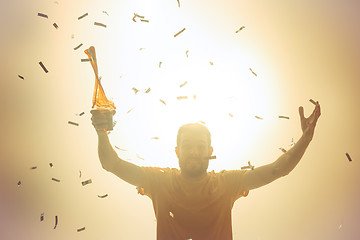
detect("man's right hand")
(90, 109), (116, 133)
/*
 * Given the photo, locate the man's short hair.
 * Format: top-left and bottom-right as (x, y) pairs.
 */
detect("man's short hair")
(177, 123), (211, 147)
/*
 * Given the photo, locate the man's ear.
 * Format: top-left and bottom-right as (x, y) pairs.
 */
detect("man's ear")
(175, 146), (179, 158)
(209, 146), (213, 156)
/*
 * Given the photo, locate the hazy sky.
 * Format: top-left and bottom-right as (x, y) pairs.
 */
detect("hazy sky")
(1, 0), (359, 239)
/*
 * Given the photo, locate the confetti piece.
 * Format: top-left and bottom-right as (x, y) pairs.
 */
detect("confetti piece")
(132, 13), (145, 22)
(229, 113), (233, 117)
(79, 170), (82, 178)
(174, 28), (186, 37)
(79, 112), (85, 116)
(81, 58), (90, 62)
(209, 156), (216, 159)
(193, 94), (197, 99)
(94, 22), (106, 28)
(18, 75), (24, 80)
(279, 147), (287, 153)
(159, 61), (162, 68)
(199, 121), (206, 125)
(38, 13), (48, 18)
(139, 48), (145, 50)
(127, 107), (135, 114)
(345, 152), (352, 162)
(54, 216), (58, 229)
(185, 50), (189, 57)
(177, 0), (180, 7)
(74, 43), (83, 50)
(177, 96), (188, 100)
(78, 13), (88, 20)
(52, 178), (60, 182)
(49, 163), (53, 167)
(136, 154), (144, 160)
(309, 99), (317, 105)
(160, 99), (166, 105)
(151, 137), (159, 140)
(40, 213), (44, 221)
(30, 166), (37, 170)
(255, 116), (263, 120)
(81, 179), (92, 186)
(53, 23), (59, 29)
(17, 181), (21, 187)
(71, 34), (75, 39)
(140, 19), (149, 23)
(145, 88), (151, 93)
(249, 68), (257, 76)
(115, 146), (127, 151)
(278, 116), (289, 119)
(209, 61), (214, 65)
(170, 212), (174, 218)
(103, 11), (109, 16)
(132, 87), (139, 94)
(241, 161), (254, 170)
(98, 194), (108, 198)
(235, 26), (245, 33)
(290, 138), (295, 146)
(68, 121), (79, 126)
(179, 81), (188, 88)
(77, 227), (86, 232)
(39, 61), (48, 73)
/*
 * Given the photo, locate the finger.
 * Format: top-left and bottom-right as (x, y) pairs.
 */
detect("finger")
(298, 106), (305, 120)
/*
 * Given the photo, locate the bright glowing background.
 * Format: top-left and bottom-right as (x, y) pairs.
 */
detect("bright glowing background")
(1, 0), (359, 239)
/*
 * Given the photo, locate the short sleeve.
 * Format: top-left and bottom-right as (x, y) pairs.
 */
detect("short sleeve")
(137, 167), (170, 199)
(220, 170), (249, 202)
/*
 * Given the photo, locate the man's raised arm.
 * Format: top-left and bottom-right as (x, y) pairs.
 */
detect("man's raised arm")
(91, 109), (144, 187)
(242, 101), (321, 191)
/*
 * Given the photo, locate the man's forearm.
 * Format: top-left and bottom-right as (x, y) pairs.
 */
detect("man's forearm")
(273, 134), (312, 177)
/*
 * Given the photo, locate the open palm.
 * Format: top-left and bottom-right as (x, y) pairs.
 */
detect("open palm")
(299, 101), (321, 141)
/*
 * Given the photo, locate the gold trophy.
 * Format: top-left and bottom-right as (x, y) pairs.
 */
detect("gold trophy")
(85, 46), (116, 131)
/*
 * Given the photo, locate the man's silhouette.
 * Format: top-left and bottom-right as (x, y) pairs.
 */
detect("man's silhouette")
(91, 101), (321, 240)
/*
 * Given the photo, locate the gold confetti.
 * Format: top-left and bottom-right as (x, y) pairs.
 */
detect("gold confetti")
(151, 137), (159, 140)
(145, 88), (151, 93)
(53, 23), (59, 29)
(30, 166), (37, 170)
(132, 87), (139, 94)
(74, 43), (83, 50)
(77, 227), (86, 232)
(38, 13), (48, 18)
(78, 13), (88, 20)
(255, 116), (263, 120)
(209, 61), (214, 65)
(82, 179), (92, 186)
(18, 75), (24, 80)
(68, 121), (79, 126)
(179, 81), (188, 88)
(94, 22), (106, 28)
(140, 19), (149, 23)
(98, 194), (108, 198)
(81, 58), (90, 62)
(54, 215), (58, 229)
(115, 146), (127, 151)
(39, 61), (48, 73)
(136, 154), (144, 160)
(345, 152), (352, 162)
(309, 99), (317, 105)
(177, 0), (180, 7)
(249, 68), (257, 76)
(229, 113), (233, 117)
(79, 112), (85, 116)
(127, 107), (135, 114)
(160, 99), (166, 105)
(17, 181), (21, 187)
(103, 11), (109, 16)
(159, 61), (162, 68)
(40, 213), (44, 221)
(52, 178), (60, 182)
(209, 156), (216, 159)
(177, 96), (188, 100)
(241, 161), (254, 170)
(278, 115), (289, 119)
(235, 26), (245, 33)
(174, 28), (186, 37)
(279, 147), (287, 153)
(170, 212), (174, 218)
(185, 50), (189, 57)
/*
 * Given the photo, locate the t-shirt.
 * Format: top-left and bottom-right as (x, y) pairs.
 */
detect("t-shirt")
(137, 167), (249, 240)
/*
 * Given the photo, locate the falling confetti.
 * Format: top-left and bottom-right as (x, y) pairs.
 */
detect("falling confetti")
(235, 26), (245, 33)
(132, 87), (139, 94)
(229, 113), (233, 117)
(53, 23), (59, 29)
(249, 68), (257, 76)
(174, 28), (186, 37)
(79, 170), (82, 178)
(103, 11), (109, 16)
(94, 22), (106, 28)
(151, 137), (159, 140)
(39, 61), (48, 73)
(279, 147), (287, 153)
(290, 138), (295, 146)
(145, 88), (151, 93)
(115, 146), (127, 151)
(68, 121), (79, 126)
(30, 166), (37, 170)
(170, 212), (174, 218)
(177, 0), (180, 7)
(17, 181), (21, 187)
(38, 13), (48, 18)
(40, 213), (44, 221)
(52, 178), (60, 182)
(18, 75), (24, 80)
(345, 152), (352, 162)
(179, 81), (188, 88)
(140, 19), (149, 23)
(136, 154), (144, 160)
(309, 99), (317, 105)
(241, 161), (254, 170)
(78, 13), (88, 20)
(209, 61), (214, 65)
(177, 96), (188, 100)
(54, 216), (58, 229)
(159, 61), (162, 68)
(79, 112), (85, 116)
(81, 179), (92, 186)
(98, 194), (108, 198)
(209, 156), (216, 159)
(127, 107), (135, 114)
(278, 116), (290, 119)
(49, 163), (53, 167)
(74, 43), (83, 50)
(255, 116), (263, 120)
(81, 58), (90, 62)
(185, 50), (189, 57)
(77, 227), (86, 232)
(160, 99), (166, 105)
(132, 13), (145, 22)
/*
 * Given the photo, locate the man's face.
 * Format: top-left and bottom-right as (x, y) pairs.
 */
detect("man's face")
(176, 131), (213, 178)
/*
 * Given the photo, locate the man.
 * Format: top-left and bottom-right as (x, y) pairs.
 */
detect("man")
(91, 101), (321, 240)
